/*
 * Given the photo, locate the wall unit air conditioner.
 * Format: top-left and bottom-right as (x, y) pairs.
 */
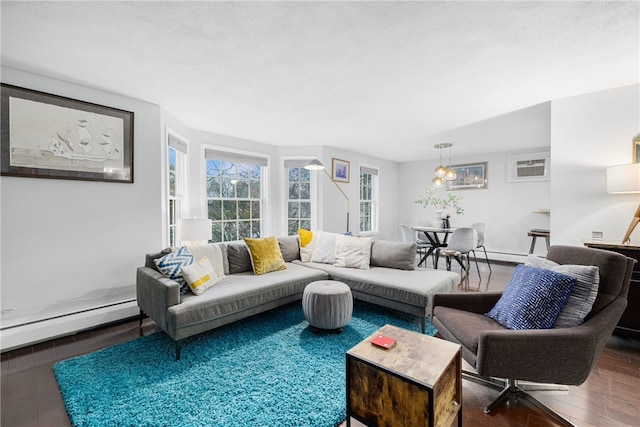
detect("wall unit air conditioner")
(507, 151), (550, 182)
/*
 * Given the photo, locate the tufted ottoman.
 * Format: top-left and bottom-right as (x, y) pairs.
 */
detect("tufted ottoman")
(302, 280), (353, 333)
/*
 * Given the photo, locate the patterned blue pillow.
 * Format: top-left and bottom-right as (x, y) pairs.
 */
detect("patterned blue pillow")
(486, 265), (576, 330)
(154, 246), (194, 294)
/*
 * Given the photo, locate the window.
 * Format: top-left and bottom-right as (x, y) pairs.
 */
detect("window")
(167, 133), (187, 247)
(285, 160), (312, 235)
(359, 166), (379, 233)
(205, 149), (267, 242)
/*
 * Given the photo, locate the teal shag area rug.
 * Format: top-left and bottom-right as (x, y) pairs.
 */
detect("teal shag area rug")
(54, 300), (436, 427)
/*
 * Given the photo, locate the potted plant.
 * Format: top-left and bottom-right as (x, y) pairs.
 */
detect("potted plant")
(415, 186), (464, 225)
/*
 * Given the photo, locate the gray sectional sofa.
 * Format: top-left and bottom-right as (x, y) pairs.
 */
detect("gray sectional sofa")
(136, 235), (460, 359)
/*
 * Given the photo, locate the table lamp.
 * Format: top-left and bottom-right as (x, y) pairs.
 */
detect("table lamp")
(607, 163), (640, 244)
(180, 218), (212, 245)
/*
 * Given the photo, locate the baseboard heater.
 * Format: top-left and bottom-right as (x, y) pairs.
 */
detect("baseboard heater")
(1, 299), (139, 352)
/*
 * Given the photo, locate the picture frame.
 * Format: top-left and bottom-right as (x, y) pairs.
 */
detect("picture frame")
(445, 162), (488, 190)
(633, 133), (640, 163)
(1, 83), (134, 183)
(332, 158), (350, 183)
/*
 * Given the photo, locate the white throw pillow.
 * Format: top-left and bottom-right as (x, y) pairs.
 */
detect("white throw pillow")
(186, 244), (226, 279)
(181, 257), (221, 296)
(310, 231), (339, 264)
(334, 235), (372, 269)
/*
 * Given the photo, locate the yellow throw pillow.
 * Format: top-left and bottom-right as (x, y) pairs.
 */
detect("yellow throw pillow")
(244, 236), (287, 275)
(298, 229), (313, 247)
(181, 257), (221, 295)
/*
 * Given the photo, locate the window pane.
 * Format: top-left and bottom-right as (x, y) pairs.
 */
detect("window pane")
(238, 200), (251, 220)
(300, 167), (310, 181)
(288, 219), (298, 236)
(251, 201), (261, 219)
(208, 200), (222, 221)
(300, 182), (310, 200)
(223, 200), (237, 220)
(300, 201), (311, 218)
(289, 167), (299, 181)
(288, 201), (299, 218)
(223, 222), (238, 241)
(169, 148), (176, 197)
(249, 179), (261, 198)
(238, 220), (251, 238)
(221, 178), (235, 198)
(212, 222), (223, 242)
(289, 182), (300, 199)
(251, 220), (261, 237)
(300, 219), (311, 231)
(236, 179), (249, 198)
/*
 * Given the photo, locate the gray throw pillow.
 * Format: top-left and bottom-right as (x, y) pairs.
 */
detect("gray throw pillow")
(145, 248), (172, 273)
(226, 244), (253, 274)
(370, 240), (416, 271)
(525, 255), (600, 328)
(278, 236), (301, 262)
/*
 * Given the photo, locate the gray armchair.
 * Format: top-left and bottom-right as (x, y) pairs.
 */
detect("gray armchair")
(432, 245), (635, 423)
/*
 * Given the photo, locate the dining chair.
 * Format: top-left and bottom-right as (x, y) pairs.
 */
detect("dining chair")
(439, 227), (480, 286)
(399, 223), (432, 267)
(470, 222), (492, 274)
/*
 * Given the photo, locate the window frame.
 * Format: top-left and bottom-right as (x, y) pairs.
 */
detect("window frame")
(167, 129), (187, 247)
(203, 147), (269, 243)
(283, 158), (317, 235)
(359, 165), (379, 234)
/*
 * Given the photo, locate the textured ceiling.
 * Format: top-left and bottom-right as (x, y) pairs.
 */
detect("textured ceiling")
(1, 1), (638, 162)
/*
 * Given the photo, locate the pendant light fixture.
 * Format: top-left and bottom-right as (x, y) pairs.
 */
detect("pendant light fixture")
(433, 143), (454, 187)
(444, 145), (457, 181)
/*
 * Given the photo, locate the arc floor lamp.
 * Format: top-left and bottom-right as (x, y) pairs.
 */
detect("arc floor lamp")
(305, 159), (350, 233)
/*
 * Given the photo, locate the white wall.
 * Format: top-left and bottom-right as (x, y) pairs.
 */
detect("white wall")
(1, 68), (163, 350)
(551, 84), (640, 245)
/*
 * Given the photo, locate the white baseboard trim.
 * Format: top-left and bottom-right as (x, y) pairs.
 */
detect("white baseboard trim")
(0, 301), (139, 352)
(484, 251), (528, 264)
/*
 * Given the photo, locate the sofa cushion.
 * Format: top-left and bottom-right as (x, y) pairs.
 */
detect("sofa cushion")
(278, 235), (301, 262)
(525, 255), (600, 328)
(369, 240), (416, 271)
(244, 236), (287, 275)
(486, 265), (576, 330)
(310, 231), (338, 264)
(334, 234), (372, 269)
(226, 244), (253, 274)
(154, 246), (195, 294)
(181, 257), (221, 295)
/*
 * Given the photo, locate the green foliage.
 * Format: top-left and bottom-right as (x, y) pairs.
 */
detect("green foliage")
(415, 186), (464, 215)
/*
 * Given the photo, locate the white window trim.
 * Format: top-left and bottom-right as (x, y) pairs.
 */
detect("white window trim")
(165, 127), (188, 247)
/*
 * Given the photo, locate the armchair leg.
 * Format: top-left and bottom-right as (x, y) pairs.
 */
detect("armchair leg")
(462, 371), (574, 426)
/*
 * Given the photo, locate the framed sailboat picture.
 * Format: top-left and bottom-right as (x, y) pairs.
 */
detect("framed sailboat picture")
(1, 83), (134, 183)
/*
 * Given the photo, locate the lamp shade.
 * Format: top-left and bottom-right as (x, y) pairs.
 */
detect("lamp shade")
(180, 218), (212, 241)
(607, 163), (640, 194)
(304, 159), (325, 170)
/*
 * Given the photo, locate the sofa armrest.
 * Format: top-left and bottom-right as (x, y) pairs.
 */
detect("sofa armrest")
(136, 266), (181, 332)
(432, 292), (502, 316)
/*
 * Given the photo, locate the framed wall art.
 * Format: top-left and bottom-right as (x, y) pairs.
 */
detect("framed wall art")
(634, 133), (640, 163)
(445, 162), (488, 190)
(332, 158), (350, 183)
(1, 83), (134, 183)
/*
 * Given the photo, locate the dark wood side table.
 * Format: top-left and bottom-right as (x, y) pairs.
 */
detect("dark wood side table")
(583, 241), (640, 339)
(346, 324), (462, 427)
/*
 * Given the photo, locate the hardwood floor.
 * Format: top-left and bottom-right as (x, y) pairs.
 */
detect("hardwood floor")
(2, 261), (639, 427)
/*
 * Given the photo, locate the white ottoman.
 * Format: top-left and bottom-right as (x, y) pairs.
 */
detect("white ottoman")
(302, 280), (353, 333)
